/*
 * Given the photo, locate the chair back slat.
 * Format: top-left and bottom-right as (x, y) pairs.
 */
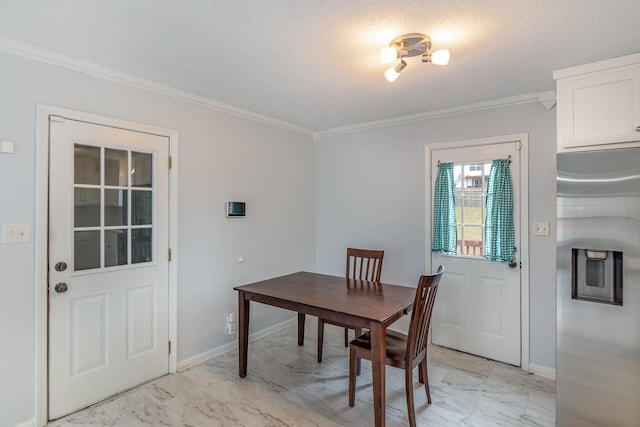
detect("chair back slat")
(406, 266), (444, 362)
(346, 248), (384, 282)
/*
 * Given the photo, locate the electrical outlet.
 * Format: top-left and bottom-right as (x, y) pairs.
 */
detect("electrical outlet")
(226, 322), (237, 336)
(226, 311), (237, 336)
(3, 223), (32, 243)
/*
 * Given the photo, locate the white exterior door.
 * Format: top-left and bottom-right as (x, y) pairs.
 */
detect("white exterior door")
(430, 141), (522, 366)
(48, 117), (170, 419)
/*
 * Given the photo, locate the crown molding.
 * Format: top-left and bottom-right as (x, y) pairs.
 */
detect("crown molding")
(0, 36), (314, 137)
(313, 92), (550, 140)
(553, 52), (640, 80)
(537, 90), (556, 111)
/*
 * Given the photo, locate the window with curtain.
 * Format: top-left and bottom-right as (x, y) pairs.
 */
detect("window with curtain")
(433, 158), (514, 261)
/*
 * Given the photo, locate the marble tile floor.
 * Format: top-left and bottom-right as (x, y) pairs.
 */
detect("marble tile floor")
(48, 319), (555, 426)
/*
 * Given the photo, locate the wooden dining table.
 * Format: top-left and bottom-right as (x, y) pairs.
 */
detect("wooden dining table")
(234, 271), (417, 427)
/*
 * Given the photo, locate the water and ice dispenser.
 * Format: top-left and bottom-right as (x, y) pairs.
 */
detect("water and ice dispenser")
(571, 249), (623, 305)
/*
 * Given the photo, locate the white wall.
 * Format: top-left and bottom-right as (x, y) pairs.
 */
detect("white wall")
(315, 102), (557, 372)
(0, 52), (315, 427)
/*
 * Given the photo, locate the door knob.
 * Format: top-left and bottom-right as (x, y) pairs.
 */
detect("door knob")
(55, 261), (67, 272)
(508, 261), (518, 268)
(54, 282), (68, 293)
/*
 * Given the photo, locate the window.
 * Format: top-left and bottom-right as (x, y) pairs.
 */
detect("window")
(73, 144), (154, 271)
(453, 161), (491, 256)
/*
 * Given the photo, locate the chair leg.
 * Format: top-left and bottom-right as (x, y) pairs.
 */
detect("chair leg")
(348, 346), (357, 407)
(352, 329), (363, 375)
(405, 368), (417, 427)
(344, 327), (349, 347)
(419, 360), (431, 404)
(297, 313), (305, 346)
(317, 319), (325, 363)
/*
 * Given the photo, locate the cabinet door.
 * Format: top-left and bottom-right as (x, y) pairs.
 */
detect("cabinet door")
(557, 66), (640, 150)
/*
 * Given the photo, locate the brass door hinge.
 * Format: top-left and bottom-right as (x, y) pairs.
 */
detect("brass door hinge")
(168, 340), (172, 354)
(168, 156), (172, 169)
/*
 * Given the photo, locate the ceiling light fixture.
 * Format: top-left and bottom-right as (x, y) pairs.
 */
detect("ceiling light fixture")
(381, 33), (450, 82)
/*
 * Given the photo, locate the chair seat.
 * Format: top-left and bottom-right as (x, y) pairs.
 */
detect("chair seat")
(351, 329), (408, 357)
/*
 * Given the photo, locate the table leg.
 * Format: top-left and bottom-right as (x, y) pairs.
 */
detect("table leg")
(297, 313), (305, 346)
(370, 322), (386, 427)
(238, 291), (250, 377)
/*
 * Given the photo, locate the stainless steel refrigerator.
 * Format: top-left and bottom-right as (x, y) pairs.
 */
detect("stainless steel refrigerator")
(557, 148), (640, 426)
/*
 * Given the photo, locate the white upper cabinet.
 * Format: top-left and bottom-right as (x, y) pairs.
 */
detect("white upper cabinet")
(555, 53), (640, 152)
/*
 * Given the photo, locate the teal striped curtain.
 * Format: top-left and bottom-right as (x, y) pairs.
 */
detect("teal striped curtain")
(484, 159), (515, 262)
(432, 162), (457, 254)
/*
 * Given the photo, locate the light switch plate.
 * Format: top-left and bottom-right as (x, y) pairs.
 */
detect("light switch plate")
(3, 223), (32, 243)
(0, 140), (15, 154)
(534, 222), (550, 236)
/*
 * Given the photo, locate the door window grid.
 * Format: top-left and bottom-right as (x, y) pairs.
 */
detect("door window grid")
(73, 144), (154, 271)
(453, 161), (491, 257)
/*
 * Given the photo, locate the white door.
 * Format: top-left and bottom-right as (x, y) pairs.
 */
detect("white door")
(430, 141), (522, 366)
(48, 117), (170, 419)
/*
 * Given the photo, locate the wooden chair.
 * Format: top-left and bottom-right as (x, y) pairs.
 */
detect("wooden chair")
(316, 248), (384, 363)
(348, 266), (444, 427)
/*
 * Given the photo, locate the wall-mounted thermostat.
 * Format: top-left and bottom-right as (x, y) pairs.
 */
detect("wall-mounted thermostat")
(226, 201), (246, 217)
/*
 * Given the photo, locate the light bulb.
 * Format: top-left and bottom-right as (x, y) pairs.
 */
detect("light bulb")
(384, 66), (400, 82)
(384, 60), (407, 82)
(430, 49), (450, 65)
(380, 47), (397, 64)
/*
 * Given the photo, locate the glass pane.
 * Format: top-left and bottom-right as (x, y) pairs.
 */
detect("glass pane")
(105, 149), (128, 186)
(132, 191), (152, 225)
(453, 165), (462, 187)
(454, 191), (462, 223)
(456, 225), (462, 254)
(465, 193), (483, 225)
(105, 229), (128, 267)
(132, 228), (152, 264)
(105, 189), (128, 226)
(74, 144), (100, 185)
(132, 152), (152, 188)
(459, 225), (483, 256)
(74, 230), (100, 270)
(74, 188), (100, 227)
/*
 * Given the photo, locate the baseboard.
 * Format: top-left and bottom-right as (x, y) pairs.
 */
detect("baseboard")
(12, 417), (36, 427)
(529, 363), (556, 379)
(177, 317), (297, 372)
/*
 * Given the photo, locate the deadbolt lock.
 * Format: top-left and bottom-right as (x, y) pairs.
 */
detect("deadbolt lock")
(55, 261), (67, 272)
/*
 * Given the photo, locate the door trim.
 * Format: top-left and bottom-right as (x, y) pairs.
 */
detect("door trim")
(424, 133), (530, 371)
(35, 105), (179, 426)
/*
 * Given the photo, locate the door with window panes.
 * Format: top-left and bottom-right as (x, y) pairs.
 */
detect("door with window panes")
(430, 141), (521, 366)
(48, 117), (170, 419)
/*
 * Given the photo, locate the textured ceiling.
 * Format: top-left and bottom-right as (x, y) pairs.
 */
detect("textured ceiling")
(1, 0), (640, 132)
